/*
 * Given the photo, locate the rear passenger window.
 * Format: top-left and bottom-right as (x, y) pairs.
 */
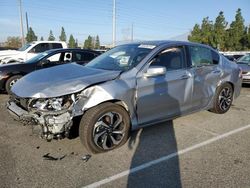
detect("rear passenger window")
(150, 46), (186, 71)
(84, 53), (95, 61)
(74, 52), (95, 62)
(189, 46), (214, 67)
(51, 43), (63, 49)
(30, 43), (49, 53)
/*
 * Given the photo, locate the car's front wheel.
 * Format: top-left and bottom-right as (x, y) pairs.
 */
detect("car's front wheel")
(79, 102), (130, 154)
(210, 83), (233, 114)
(5, 75), (22, 94)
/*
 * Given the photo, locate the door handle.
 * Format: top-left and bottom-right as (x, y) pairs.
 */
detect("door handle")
(180, 74), (191, 80)
(212, 70), (222, 74)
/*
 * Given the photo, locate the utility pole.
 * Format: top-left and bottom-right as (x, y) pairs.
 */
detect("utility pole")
(25, 12), (29, 33)
(131, 23), (134, 42)
(18, 0), (25, 45)
(112, 0), (116, 47)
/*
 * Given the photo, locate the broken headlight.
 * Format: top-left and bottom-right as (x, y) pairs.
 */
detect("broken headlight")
(29, 94), (75, 112)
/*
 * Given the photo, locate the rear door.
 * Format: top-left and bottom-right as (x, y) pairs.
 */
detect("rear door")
(188, 45), (221, 110)
(50, 43), (63, 50)
(136, 46), (193, 125)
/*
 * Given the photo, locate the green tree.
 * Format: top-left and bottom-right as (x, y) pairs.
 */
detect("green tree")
(48, 30), (55, 41)
(214, 11), (227, 50)
(188, 24), (201, 42)
(84, 35), (93, 49)
(200, 17), (215, 47)
(5, 36), (22, 48)
(26, 27), (37, 43)
(94, 35), (100, 49)
(40, 36), (44, 41)
(247, 25), (250, 49)
(226, 8), (245, 51)
(68, 34), (76, 48)
(59, 27), (67, 42)
(241, 27), (249, 50)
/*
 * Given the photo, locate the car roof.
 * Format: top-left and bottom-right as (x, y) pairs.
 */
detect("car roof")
(120, 40), (214, 49)
(31, 41), (66, 44)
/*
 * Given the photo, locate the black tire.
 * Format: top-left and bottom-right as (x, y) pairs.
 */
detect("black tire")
(210, 83), (233, 114)
(5, 75), (22, 94)
(79, 102), (130, 154)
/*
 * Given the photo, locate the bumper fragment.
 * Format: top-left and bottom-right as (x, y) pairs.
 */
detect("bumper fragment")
(7, 101), (30, 121)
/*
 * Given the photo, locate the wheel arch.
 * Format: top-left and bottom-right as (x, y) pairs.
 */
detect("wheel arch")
(217, 81), (234, 93)
(84, 99), (131, 116)
(4, 74), (24, 91)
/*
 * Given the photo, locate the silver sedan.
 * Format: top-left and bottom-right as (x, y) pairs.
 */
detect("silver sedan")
(7, 41), (242, 153)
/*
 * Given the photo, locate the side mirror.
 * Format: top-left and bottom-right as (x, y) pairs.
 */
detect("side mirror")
(144, 66), (166, 77)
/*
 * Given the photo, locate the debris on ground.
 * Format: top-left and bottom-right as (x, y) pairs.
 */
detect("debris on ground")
(43, 153), (66, 161)
(81, 154), (91, 162)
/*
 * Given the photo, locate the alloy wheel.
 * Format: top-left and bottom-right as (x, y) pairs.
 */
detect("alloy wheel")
(93, 112), (125, 150)
(218, 87), (232, 111)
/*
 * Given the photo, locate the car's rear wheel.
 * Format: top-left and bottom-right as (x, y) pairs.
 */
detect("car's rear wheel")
(5, 75), (22, 94)
(210, 83), (233, 114)
(79, 102), (130, 154)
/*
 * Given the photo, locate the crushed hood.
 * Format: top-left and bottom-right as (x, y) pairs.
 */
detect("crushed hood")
(11, 63), (121, 98)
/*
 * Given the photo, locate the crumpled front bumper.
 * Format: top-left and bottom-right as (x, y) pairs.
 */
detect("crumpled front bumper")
(7, 101), (73, 140)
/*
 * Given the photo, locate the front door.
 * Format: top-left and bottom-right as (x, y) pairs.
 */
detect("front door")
(136, 46), (193, 125)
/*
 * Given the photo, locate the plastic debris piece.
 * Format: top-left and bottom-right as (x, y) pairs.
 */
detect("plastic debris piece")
(43, 153), (66, 161)
(81, 154), (91, 162)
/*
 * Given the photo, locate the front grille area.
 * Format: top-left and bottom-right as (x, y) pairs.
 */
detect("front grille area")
(10, 94), (29, 110)
(242, 71), (249, 75)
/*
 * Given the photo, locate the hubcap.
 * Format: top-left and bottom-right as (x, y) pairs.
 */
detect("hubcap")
(93, 112), (125, 150)
(9, 79), (19, 87)
(218, 87), (232, 111)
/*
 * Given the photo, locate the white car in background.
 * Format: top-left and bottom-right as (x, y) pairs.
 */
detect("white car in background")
(0, 41), (67, 64)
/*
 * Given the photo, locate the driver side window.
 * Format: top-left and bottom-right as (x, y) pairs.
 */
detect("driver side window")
(150, 46), (186, 71)
(30, 43), (49, 53)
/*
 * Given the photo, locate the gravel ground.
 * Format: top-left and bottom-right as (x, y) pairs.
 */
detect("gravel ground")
(0, 85), (250, 188)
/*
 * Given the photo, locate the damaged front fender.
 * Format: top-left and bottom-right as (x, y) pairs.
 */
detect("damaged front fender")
(73, 86), (114, 115)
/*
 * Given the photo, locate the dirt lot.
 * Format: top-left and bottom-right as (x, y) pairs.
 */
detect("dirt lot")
(1, 86), (250, 188)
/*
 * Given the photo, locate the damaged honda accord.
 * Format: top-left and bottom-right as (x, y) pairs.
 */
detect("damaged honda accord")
(7, 41), (242, 153)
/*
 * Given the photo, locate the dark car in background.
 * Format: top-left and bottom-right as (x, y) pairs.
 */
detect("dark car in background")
(0, 48), (100, 93)
(236, 53), (250, 84)
(223, 54), (244, 62)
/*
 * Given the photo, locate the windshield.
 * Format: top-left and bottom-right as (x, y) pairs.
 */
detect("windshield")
(25, 52), (48, 64)
(18, 43), (32, 51)
(86, 44), (155, 71)
(237, 54), (250, 64)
